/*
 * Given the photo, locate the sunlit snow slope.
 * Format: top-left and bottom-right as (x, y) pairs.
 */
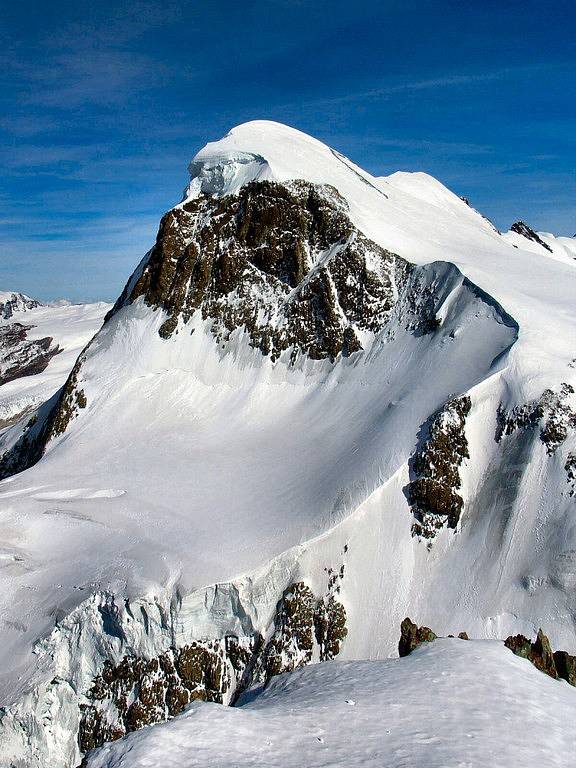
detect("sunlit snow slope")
(86, 640), (576, 768)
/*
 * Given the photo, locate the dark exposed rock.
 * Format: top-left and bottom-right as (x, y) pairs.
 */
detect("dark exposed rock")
(405, 395), (472, 539)
(399, 622), (576, 689)
(265, 563), (347, 680)
(565, 453), (576, 496)
(529, 629), (558, 678)
(0, 324), (64, 478)
(0, 323), (60, 386)
(113, 180), (412, 362)
(503, 633), (532, 659)
(78, 704), (124, 754)
(398, 619), (471, 657)
(0, 343), (92, 480)
(496, 384), (576, 456)
(79, 569), (347, 758)
(504, 629), (559, 680)
(78, 637), (255, 754)
(264, 582), (316, 680)
(0, 400), (50, 480)
(507, 629), (555, 676)
(554, 650), (576, 686)
(505, 628), (576, 686)
(510, 221), (553, 252)
(48, 359), (88, 439)
(314, 596), (347, 662)
(398, 617), (437, 657)
(263, 576), (347, 682)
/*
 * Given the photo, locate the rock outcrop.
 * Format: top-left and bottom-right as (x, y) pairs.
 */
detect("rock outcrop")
(406, 395), (472, 539)
(510, 221), (553, 252)
(565, 453), (576, 496)
(496, 384), (576, 456)
(553, 650), (576, 686)
(110, 180), (413, 358)
(0, 323), (60, 386)
(78, 636), (260, 754)
(75, 573), (347, 760)
(398, 618), (437, 657)
(0, 292), (42, 320)
(398, 618), (470, 657)
(504, 629), (557, 679)
(504, 629), (576, 686)
(399, 621), (576, 689)
(263, 574), (347, 683)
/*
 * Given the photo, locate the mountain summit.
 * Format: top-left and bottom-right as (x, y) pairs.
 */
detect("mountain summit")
(0, 122), (575, 768)
(0, 291), (42, 320)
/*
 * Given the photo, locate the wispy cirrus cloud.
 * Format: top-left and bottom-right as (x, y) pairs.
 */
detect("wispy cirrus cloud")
(0, 1), (181, 111)
(278, 63), (569, 111)
(21, 49), (160, 108)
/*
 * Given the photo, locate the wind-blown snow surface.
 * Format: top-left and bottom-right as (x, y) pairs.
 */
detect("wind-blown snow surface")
(87, 640), (576, 768)
(0, 300), (110, 426)
(0, 121), (575, 766)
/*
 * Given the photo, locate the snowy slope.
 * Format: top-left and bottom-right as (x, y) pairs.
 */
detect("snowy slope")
(86, 639), (576, 768)
(382, 170), (498, 229)
(0, 121), (575, 767)
(503, 224), (576, 264)
(0, 300), (110, 427)
(544, 232), (576, 259)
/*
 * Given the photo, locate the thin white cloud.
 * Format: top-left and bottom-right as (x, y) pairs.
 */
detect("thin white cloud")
(281, 63), (565, 110)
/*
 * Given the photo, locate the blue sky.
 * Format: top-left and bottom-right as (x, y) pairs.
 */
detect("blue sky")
(0, 0), (574, 302)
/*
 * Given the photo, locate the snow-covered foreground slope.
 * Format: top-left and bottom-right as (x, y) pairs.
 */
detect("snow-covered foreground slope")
(86, 639), (576, 768)
(0, 121), (575, 767)
(0, 299), (110, 428)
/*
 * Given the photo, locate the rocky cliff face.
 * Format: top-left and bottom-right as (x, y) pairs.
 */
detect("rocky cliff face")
(496, 383), (576, 456)
(110, 180), (413, 355)
(0, 323), (60, 386)
(0, 179), (442, 480)
(76, 574), (347, 757)
(0, 293), (42, 320)
(496, 383), (576, 493)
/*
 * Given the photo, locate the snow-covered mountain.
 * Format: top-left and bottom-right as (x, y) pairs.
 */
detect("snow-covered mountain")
(0, 291), (42, 320)
(503, 220), (576, 262)
(0, 121), (574, 768)
(0, 298), (110, 431)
